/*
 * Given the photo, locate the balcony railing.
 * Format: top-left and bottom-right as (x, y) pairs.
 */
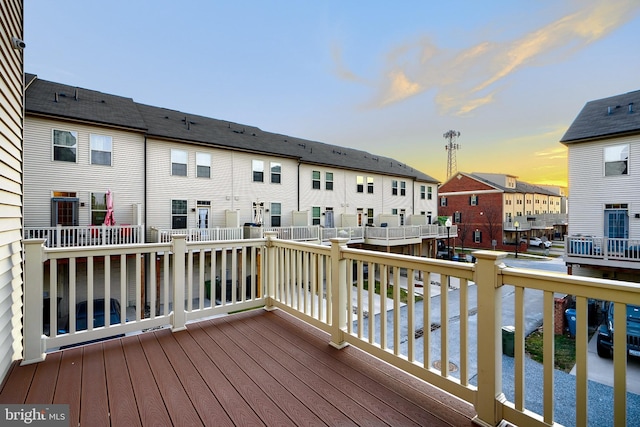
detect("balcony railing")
(22, 232), (640, 426)
(150, 226), (243, 242)
(24, 224), (144, 247)
(565, 235), (640, 268)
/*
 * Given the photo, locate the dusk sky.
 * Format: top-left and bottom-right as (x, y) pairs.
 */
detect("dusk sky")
(25, 1), (640, 187)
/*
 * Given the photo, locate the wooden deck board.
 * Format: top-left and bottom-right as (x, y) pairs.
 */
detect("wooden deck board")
(0, 308), (476, 426)
(103, 338), (142, 426)
(120, 335), (172, 426)
(79, 345), (109, 427)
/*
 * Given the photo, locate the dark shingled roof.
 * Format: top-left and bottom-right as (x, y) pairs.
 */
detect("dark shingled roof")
(25, 74), (438, 183)
(25, 74), (147, 131)
(457, 172), (557, 196)
(560, 90), (640, 143)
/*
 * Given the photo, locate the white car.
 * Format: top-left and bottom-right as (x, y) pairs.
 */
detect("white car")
(529, 237), (552, 248)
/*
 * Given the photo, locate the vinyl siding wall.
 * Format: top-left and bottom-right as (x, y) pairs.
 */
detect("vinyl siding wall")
(567, 135), (640, 239)
(0, 0), (23, 381)
(23, 117), (145, 228)
(145, 138), (300, 229)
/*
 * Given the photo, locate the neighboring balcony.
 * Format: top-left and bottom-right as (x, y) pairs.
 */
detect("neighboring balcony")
(565, 235), (640, 269)
(24, 224), (145, 248)
(6, 233), (638, 426)
(152, 224), (458, 246)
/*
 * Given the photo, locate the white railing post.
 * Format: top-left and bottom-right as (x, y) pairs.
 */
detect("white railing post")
(264, 231), (278, 310)
(472, 250), (507, 427)
(329, 237), (349, 349)
(171, 235), (187, 331)
(22, 239), (48, 365)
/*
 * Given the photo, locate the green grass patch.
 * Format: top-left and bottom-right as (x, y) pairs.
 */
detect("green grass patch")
(361, 280), (423, 303)
(524, 329), (576, 372)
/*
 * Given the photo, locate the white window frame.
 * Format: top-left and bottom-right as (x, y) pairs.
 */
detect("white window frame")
(325, 172), (333, 191)
(604, 144), (629, 176)
(312, 206), (321, 225)
(196, 152), (211, 178)
(171, 199), (188, 229)
(392, 180), (398, 196)
(252, 160), (264, 182)
(312, 170), (321, 189)
(270, 162), (281, 184)
(90, 191), (107, 225)
(90, 134), (112, 166)
(171, 149), (188, 176)
(400, 181), (406, 196)
(52, 129), (78, 162)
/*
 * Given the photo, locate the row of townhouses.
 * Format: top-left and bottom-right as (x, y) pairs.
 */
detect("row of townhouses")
(23, 73), (445, 256)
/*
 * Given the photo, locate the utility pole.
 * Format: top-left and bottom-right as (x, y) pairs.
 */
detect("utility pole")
(443, 130), (461, 179)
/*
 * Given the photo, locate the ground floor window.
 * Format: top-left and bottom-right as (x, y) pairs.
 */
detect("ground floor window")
(172, 199), (188, 229)
(91, 192), (107, 225)
(270, 202), (281, 227)
(474, 230), (482, 243)
(312, 207), (321, 225)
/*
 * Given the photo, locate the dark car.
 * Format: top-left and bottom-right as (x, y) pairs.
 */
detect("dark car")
(596, 302), (640, 358)
(75, 298), (122, 331)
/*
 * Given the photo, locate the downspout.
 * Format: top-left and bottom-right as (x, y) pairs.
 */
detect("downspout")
(297, 160), (301, 211)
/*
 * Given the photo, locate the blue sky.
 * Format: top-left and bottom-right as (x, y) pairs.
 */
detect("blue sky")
(24, 1), (640, 186)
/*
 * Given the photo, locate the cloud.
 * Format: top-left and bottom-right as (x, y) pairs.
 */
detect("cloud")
(335, 1), (640, 115)
(535, 146), (567, 161)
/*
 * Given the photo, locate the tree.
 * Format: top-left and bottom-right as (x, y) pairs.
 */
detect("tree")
(483, 204), (502, 249)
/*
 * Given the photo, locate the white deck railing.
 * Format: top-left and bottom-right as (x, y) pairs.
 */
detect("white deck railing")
(22, 233), (639, 426)
(24, 224), (144, 247)
(150, 226), (244, 242)
(565, 236), (640, 264)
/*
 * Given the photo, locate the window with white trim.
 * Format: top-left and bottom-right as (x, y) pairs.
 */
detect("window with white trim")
(312, 207), (321, 225)
(91, 192), (107, 225)
(420, 185), (425, 200)
(357, 176), (364, 193)
(440, 196), (447, 206)
(252, 160), (264, 182)
(312, 170), (321, 189)
(367, 177), (374, 194)
(392, 180), (398, 195)
(53, 129), (78, 162)
(171, 149), (187, 176)
(90, 134), (112, 165)
(367, 208), (374, 225)
(172, 199), (188, 229)
(271, 162), (281, 184)
(325, 172), (333, 190)
(604, 144), (629, 176)
(474, 230), (482, 243)
(400, 181), (406, 196)
(270, 202), (281, 226)
(196, 152), (211, 178)
(427, 186), (432, 200)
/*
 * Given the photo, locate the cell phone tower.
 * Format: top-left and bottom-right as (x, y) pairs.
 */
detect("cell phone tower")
(443, 130), (461, 179)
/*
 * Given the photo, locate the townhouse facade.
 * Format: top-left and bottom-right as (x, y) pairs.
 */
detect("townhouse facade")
(561, 89), (640, 282)
(0, 0), (24, 381)
(24, 75), (440, 243)
(438, 172), (565, 252)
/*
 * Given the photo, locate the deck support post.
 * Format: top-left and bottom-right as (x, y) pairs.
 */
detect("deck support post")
(171, 235), (187, 332)
(22, 239), (48, 365)
(472, 250), (507, 427)
(264, 231), (278, 311)
(329, 237), (349, 349)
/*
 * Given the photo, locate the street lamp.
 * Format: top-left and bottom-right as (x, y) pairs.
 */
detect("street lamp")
(445, 218), (452, 260)
(514, 220), (520, 258)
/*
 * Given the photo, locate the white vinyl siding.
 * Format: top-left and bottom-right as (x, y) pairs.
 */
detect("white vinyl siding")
(0, 0), (24, 381)
(23, 118), (145, 230)
(567, 136), (639, 239)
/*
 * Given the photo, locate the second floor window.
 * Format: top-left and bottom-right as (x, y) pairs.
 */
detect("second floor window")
(325, 172), (333, 190)
(271, 162), (281, 184)
(252, 160), (264, 182)
(367, 177), (374, 194)
(420, 185), (425, 199)
(392, 180), (398, 195)
(428, 186), (432, 200)
(441, 197), (447, 206)
(171, 149), (187, 176)
(53, 129), (77, 162)
(90, 134), (112, 165)
(604, 144), (629, 176)
(470, 195), (478, 206)
(196, 152), (211, 178)
(312, 170), (321, 189)
(400, 181), (406, 196)
(357, 176), (364, 193)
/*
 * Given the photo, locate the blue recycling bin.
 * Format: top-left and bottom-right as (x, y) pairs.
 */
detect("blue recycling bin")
(565, 308), (576, 337)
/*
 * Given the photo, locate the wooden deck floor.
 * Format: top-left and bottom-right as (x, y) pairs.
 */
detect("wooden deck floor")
(0, 309), (476, 426)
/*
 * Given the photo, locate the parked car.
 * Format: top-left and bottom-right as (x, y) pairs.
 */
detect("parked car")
(75, 298), (122, 330)
(596, 302), (640, 358)
(529, 237), (552, 248)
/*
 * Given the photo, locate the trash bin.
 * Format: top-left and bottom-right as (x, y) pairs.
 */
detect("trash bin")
(502, 326), (515, 357)
(565, 308), (576, 337)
